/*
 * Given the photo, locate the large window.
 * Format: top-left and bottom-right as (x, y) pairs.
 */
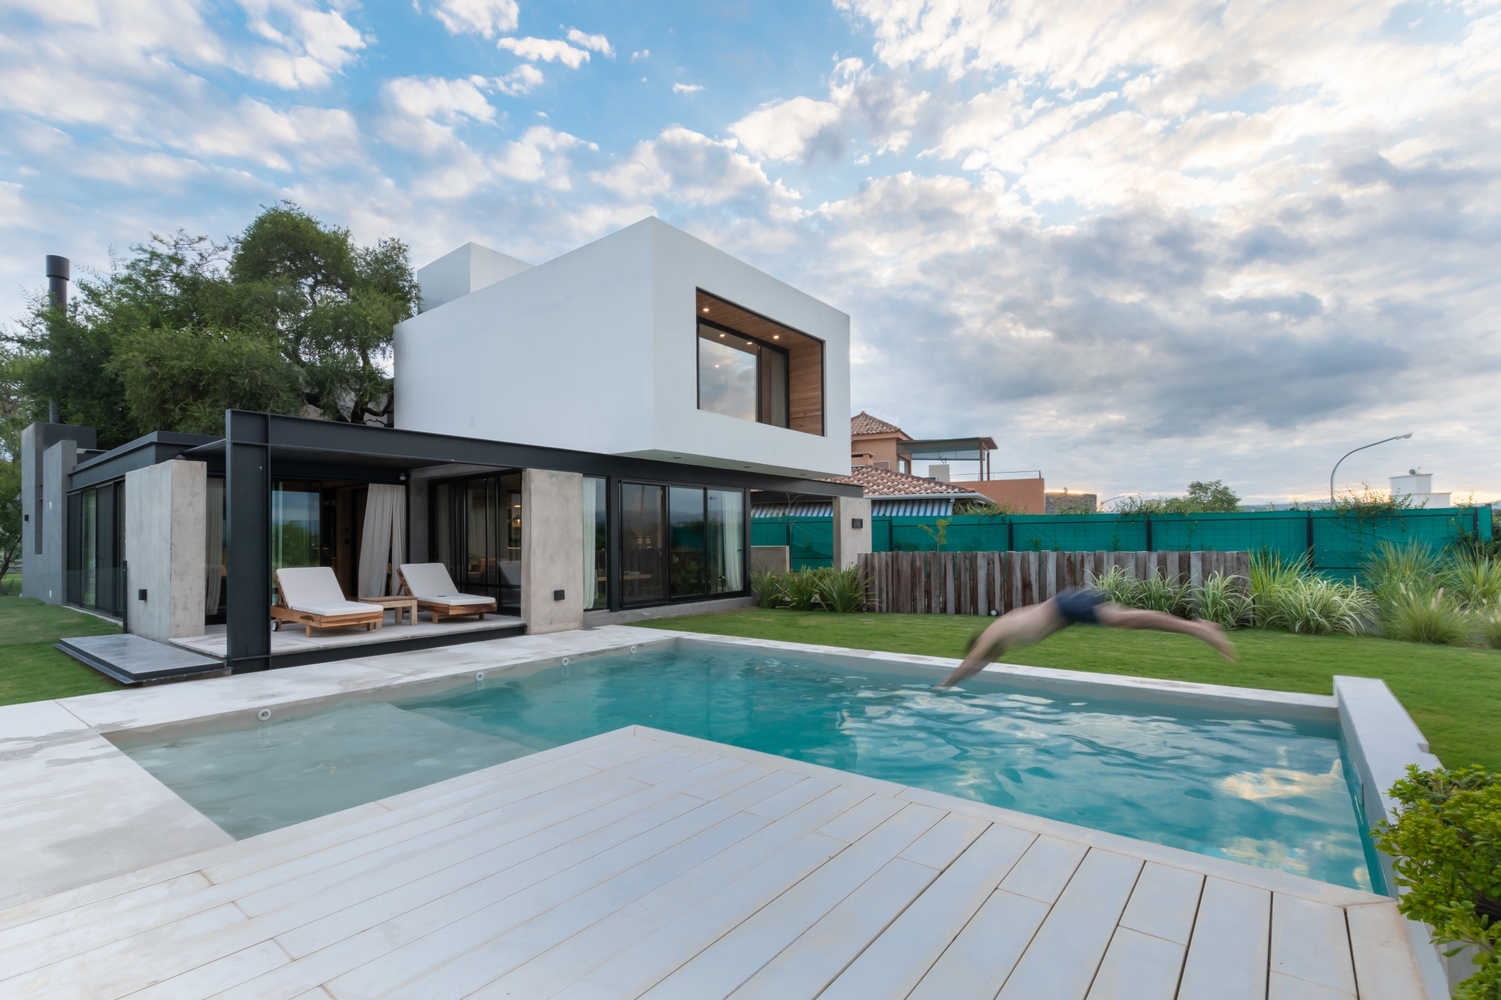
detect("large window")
(431, 472), (523, 612)
(698, 323), (788, 427)
(696, 290), (823, 436)
(621, 481), (746, 606)
(66, 481), (124, 617)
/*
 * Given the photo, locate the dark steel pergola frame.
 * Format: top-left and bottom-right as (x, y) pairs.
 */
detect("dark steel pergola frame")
(194, 410), (857, 674)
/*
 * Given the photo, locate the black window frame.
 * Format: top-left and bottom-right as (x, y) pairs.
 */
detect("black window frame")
(696, 318), (791, 428)
(615, 477), (751, 609)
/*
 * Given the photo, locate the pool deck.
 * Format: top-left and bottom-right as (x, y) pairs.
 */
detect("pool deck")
(0, 626), (1437, 998)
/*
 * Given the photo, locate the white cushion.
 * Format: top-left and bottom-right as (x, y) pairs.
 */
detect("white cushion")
(294, 601), (384, 617)
(400, 563), (467, 599)
(426, 594), (493, 606)
(277, 567), (352, 610)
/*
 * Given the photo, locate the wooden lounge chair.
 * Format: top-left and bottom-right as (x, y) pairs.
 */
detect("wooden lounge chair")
(271, 567), (386, 636)
(397, 563), (498, 623)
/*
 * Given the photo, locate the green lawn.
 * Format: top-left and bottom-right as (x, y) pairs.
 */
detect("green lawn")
(0, 573), (123, 706)
(635, 609), (1501, 771)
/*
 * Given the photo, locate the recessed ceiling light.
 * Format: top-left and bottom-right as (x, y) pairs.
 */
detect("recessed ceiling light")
(718, 332), (725, 337)
(772, 335), (779, 340)
(702, 307), (710, 313)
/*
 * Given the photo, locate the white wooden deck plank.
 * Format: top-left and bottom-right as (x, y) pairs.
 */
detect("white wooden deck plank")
(548, 833), (849, 1000)
(1270, 972), (1359, 999)
(906, 889), (1052, 1000)
(995, 849), (1144, 1000)
(466, 786), (873, 1000)
(815, 793), (907, 842)
(5, 766), (668, 978)
(727, 857), (939, 999)
(116, 940), (290, 1000)
(819, 823), (1036, 1000)
(380, 810), (775, 1000)
(1084, 927), (1185, 1000)
(1118, 862), (1203, 945)
(637, 803), (946, 1000)
(271, 784), (765, 966)
(0, 726), (1411, 1000)
(897, 812), (991, 870)
(1177, 877), (1271, 1000)
(1271, 894), (1359, 997)
(997, 834), (1089, 903)
(1344, 902), (1428, 1000)
(321, 774), (811, 1000)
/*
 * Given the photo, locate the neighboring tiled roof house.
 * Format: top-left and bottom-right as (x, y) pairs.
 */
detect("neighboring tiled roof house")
(825, 465), (975, 496)
(850, 411), (907, 437)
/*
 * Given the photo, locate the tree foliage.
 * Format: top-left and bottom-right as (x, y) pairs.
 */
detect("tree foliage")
(1112, 479), (1243, 514)
(4, 203), (417, 447)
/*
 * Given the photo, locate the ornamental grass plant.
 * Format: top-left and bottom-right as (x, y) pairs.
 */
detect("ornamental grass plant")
(1383, 585), (1473, 646)
(1249, 552), (1374, 635)
(753, 567), (870, 613)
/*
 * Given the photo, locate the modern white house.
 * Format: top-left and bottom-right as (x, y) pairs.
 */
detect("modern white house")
(21, 218), (871, 682)
(397, 217), (850, 479)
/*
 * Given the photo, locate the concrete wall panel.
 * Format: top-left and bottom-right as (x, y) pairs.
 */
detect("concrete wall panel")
(520, 468), (584, 634)
(125, 460), (206, 642)
(832, 496), (873, 571)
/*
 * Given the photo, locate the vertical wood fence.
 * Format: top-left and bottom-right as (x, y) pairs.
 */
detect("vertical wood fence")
(857, 550), (1250, 615)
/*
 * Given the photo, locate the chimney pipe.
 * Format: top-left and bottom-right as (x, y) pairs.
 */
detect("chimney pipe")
(46, 256), (69, 424)
(45, 255), (70, 309)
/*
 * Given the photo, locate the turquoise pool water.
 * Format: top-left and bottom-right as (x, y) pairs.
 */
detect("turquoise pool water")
(118, 645), (1383, 891)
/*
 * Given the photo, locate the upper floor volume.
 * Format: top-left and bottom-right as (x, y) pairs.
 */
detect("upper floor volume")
(394, 217), (851, 480)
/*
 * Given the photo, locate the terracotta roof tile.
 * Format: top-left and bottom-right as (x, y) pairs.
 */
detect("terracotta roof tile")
(850, 411), (908, 437)
(824, 465), (977, 496)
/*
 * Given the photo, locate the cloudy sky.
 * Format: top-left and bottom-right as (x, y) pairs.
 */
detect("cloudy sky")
(3, 0), (1498, 503)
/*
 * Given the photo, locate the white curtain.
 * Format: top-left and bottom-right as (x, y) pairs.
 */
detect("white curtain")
(582, 477), (599, 610)
(357, 484), (407, 598)
(708, 489), (745, 592)
(205, 477), (225, 614)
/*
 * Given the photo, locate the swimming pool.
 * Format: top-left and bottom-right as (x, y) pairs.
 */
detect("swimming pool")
(116, 643), (1383, 891)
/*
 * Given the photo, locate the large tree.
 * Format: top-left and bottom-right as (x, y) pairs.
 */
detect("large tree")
(6, 203), (418, 447)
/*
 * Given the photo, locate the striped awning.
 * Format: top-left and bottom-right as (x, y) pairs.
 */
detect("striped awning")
(871, 499), (954, 517)
(751, 498), (956, 518)
(751, 502), (834, 518)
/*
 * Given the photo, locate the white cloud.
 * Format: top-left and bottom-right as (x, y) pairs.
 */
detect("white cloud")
(239, 0), (367, 89)
(672, 83), (704, 94)
(566, 29), (613, 57)
(593, 127), (790, 210)
(631, 49), (650, 61)
(729, 58), (928, 164)
(498, 36), (589, 68)
(383, 76), (497, 125)
(427, 0), (518, 38)
(495, 63), (544, 96)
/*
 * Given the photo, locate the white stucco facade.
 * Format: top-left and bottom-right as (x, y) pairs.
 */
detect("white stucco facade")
(394, 217), (851, 479)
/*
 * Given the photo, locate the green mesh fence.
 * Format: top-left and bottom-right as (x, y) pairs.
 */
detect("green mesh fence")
(753, 506), (1492, 579)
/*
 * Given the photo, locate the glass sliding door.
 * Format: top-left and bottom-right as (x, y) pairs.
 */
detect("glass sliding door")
(619, 481), (747, 606)
(620, 483), (667, 605)
(669, 486), (706, 597)
(583, 477), (607, 610)
(707, 489), (745, 594)
(428, 471), (522, 613)
(65, 480), (126, 618)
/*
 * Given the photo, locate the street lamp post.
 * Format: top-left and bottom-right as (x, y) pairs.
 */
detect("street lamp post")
(1329, 434), (1413, 505)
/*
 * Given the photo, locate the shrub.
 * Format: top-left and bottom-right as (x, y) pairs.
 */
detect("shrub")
(779, 568), (823, 611)
(1383, 585), (1473, 646)
(1134, 572), (1192, 616)
(1248, 550), (1307, 603)
(1194, 572), (1253, 629)
(749, 570), (783, 609)
(1481, 604), (1501, 651)
(1444, 553), (1501, 611)
(1257, 577), (1374, 634)
(1092, 566), (1136, 607)
(1362, 541), (1440, 606)
(1374, 766), (1501, 1000)
(814, 566), (870, 613)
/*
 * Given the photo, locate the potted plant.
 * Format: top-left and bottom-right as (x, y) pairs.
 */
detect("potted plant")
(1375, 765), (1501, 999)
